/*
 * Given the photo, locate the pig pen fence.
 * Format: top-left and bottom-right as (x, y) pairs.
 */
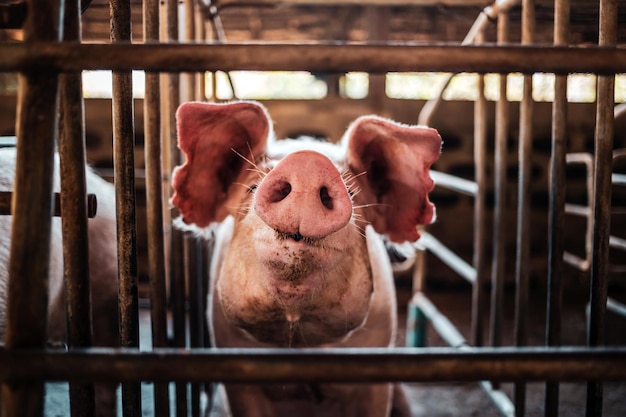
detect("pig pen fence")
(1, 1), (626, 417)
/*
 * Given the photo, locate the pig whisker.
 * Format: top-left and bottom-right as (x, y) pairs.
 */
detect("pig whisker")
(231, 147), (267, 180)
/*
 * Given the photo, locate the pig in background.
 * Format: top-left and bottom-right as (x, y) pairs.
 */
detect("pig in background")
(0, 147), (119, 416)
(172, 101), (442, 417)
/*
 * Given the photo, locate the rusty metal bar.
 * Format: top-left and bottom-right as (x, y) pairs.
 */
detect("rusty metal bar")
(143, 0), (170, 415)
(58, 0), (96, 414)
(587, 0), (617, 415)
(0, 191), (97, 218)
(110, 0), (141, 415)
(185, 234), (205, 417)
(2, 347), (626, 384)
(490, 2), (509, 352)
(1, 0), (64, 415)
(1, 43), (626, 74)
(165, 0), (189, 415)
(513, 0), (534, 414)
(545, 1), (570, 416)
(472, 54), (487, 348)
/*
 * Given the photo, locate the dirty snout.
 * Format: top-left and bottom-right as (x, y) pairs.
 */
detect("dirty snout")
(254, 151), (353, 240)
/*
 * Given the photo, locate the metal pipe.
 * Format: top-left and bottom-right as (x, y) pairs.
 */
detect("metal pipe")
(587, 0), (617, 415)
(430, 170), (478, 196)
(513, 0), (534, 414)
(0, 191), (97, 217)
(545, 1), (570, 415)
(2, 43), (626, 74)
(185, 234), (205, 417)
(110, 0), (141, 415)
(472, 49), (487, 348)
(165, 1), (189, 415)
(416, 233), (476, 284)
(58, 0), (96, 414)
(1, 0), (64, 415)
(417, 0), (521, 126)
(2, 347), (626, 383)
(143, 0), (170, 416)
(490, 5), (509, 351)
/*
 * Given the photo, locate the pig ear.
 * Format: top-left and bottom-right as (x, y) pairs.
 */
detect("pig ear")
(346, 116), (442, 243)
(171, 101), (271, 227)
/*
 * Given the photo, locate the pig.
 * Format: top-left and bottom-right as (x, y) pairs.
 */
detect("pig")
(171, 101), (442, 417)
(0, 147), (119, 417)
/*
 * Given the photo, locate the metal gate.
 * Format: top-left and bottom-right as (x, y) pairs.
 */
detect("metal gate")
(1, 1), (625, 417)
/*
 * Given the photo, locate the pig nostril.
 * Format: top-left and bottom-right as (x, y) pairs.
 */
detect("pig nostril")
(319, 186), (333, 210)
(268, 181), (292, 203)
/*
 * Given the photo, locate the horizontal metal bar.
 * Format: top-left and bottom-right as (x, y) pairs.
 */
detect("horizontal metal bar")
(610, 234), (626, 251)
(564, 203), (591, 217)
(0, 191), (97, 218)
(1, 43), (626, 74)
(431, 170), (478, 196)
(613, 173), (626, 186)
(214, 0), (493, 6)
(0, 347), (625, 384)
(416, 233), (477, 283)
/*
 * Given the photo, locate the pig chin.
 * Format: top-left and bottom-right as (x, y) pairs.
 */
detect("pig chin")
(219, 219), (373, 347)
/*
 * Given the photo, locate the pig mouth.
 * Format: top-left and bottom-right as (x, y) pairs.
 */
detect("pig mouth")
(276, 231), (317, 246)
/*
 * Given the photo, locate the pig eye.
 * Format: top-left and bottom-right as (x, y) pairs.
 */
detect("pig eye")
(247, 184), (258, 194)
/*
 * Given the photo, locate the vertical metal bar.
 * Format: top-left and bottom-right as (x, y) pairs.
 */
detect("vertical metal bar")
(58, 0), (95, 414)
(166, 1), (188, 416)
(472, 31), (487, 349)
(143, 0), (170, 416)
(586, 0), (616, 416)
(514, 1), (535, 414)
(1, 2), (63, 416)
(183, 0), (197, 103)
(545, 1), (570, 416)
(490, 8), (509, 352)
(110, 0), (141, 415)
(185, 234), (204, 417)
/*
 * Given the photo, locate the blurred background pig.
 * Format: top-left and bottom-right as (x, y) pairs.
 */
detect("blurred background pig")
(0, 147), (119, 416)
(172, 101), (441, 417)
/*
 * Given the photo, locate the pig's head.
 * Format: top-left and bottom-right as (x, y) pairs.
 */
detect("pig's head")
(172, 101), (441, 347)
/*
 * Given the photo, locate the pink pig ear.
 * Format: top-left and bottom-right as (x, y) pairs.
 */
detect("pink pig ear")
(171, 101), (271, 227)
(346, 116), (442, 243)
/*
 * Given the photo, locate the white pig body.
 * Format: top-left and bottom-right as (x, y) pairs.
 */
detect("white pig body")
(0, 147), (119, 416)
(172, 101), (442, 417)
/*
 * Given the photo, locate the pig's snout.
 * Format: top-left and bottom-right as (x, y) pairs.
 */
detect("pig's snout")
(254, 151), (352, 240)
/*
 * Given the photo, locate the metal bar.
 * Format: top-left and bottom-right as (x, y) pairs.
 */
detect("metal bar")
(0, 191), (97, 217)
(412, 293), (467, 349)
(185, 234), (204, 417)
(430, 170), (478, 196)
(58, 0), (96, 414)
(214, 0), (504, 5)
(587, 0), (617, 415)
(472, 60), (487, 348)
(165, 1), (189, 415)
(110, 0), (141, 415)
(606, 297), (626, 319)
(1, 347), (626, 384)
(545, 1), (570, 415)
(490, 7), (509, 352)
(1, 43), (626, 74)
(143, 0), (170, 415)
(1, 0), (64, 415)
(416, 233), (476, 284)
(513, 1), (534, 414)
